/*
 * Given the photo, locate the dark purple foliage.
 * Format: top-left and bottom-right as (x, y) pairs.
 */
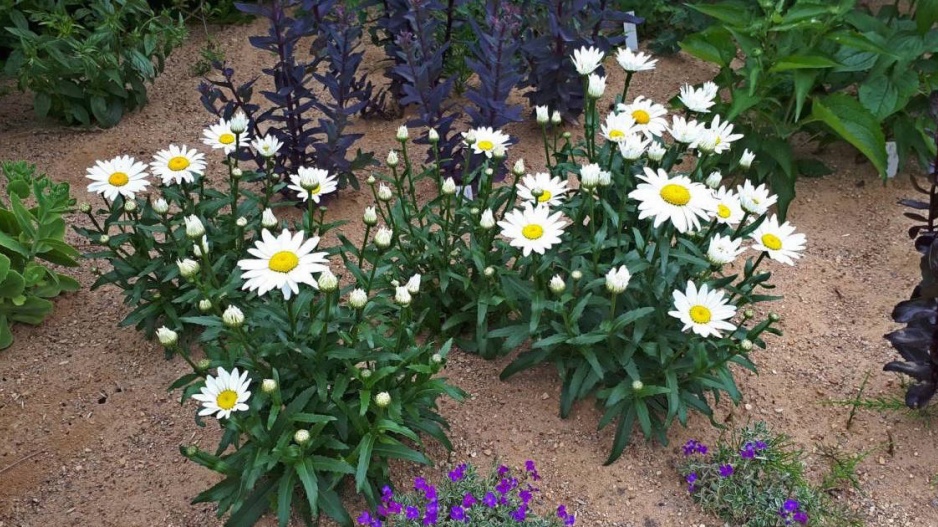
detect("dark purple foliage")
(464, 1), (524, 130)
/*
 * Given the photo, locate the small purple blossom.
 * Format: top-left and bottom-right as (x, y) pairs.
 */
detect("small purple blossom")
(519, 489), (532, 505)
(450, 505), (467, 522)
(719, 464), (734, 477)
(783, 499), (799, 513)
(779, 499), (808, 526)
(414, 477), (429, 492)
(448, 463), (467, 482)
(686, 472), (698, 492)
(740, 443), (756, 459)
(483, 492), (497, 508)
(497, 464), (510, 476)
(462, 493), (477, 508)
(357, 511), (373, 526)
(682, 439), (709, 456)
(794, 511), (809, 524)
(525, 459), (541, 481)
(405, 506), (420, 520)
(557, 505), (576, 526)
(510, 505), (527, 522)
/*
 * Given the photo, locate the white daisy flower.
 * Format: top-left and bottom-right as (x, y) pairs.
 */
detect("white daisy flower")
(739, 149), (756, 169)
(468, 127), (510, 158)
(703, 114), (743, 154)
(202, 117), (251, 154)
(579, 163), (606, 189)
(571, 46), (604, 75)
(497, 203), (567, 257)
(237, 229), (330, 299)
(707, 234), (745, 265)
(678, 82), (719, 113)
(668, 115), (706, 145)
(86, 155), (150, 201)
(647, 141), (667, 161)
(617, 96), (668, 138)
(252, 135), (283, 158)
(750, 214), (806, 265)
(287, 167), (338, 203)
(668, 281), (737, 338)
(601, 111), (636, 142)
(191, 366), (251, 420)
(150, 145), (206, 186)
(517, 172), (569, 206)
(605, 265), (631, 294)
(712, 186), (744, 225)
(615, 47), (657, 72)
(587, 74), (606, 98)
(628, 167), (715, 233)
(736, 180), (777, 215)
(617, 133), (650, 160)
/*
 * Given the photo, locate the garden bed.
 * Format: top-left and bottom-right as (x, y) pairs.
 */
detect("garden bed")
(0, 17), (935, 527)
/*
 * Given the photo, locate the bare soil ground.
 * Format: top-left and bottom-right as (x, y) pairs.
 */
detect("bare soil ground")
(1, 18), (936, 527)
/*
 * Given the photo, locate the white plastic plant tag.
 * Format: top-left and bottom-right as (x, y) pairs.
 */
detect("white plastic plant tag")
(623, 12), (639, 51)
(456, 185), (474, 200)
(885, 141), (899, 178)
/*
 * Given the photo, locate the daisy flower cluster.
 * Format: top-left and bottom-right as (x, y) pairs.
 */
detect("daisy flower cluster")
(357, 461), (574, 526)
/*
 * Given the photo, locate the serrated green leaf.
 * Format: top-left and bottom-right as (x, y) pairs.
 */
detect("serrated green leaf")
(810, 94), (887, 176)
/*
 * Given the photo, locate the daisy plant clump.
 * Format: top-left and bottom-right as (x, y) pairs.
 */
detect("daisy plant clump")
(491, 46), (807, 463)
(357, 460), (576, 526)
(678, 422), (859, 527)
(75, 119), (464, 526)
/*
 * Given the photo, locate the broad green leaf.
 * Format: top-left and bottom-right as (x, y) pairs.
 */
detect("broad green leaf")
(810, 94), (887, 176)
(768, 54), (840, 72)
(679, 26), (736, 68)
(295, 458), (320, 517)
(688, 2), (752, 26)
(858, 75), (900, 120)
(916, 0), (938, 34)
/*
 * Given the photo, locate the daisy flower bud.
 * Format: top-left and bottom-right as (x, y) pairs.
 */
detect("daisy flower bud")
(374, 227), (393, 249)
(193, 244), (203, 258)
(740, 339), (753, 351)
(152, 198), (169, 215)
(184, 445), (198, 458)
(705, 171), (723, 189)
(769, 312), (780, 322)
(428, 128), (439, 143)
(598, 169), (612, 187)
(348, 288), (368, 309)
(177, 258), (200, 278)
(632, 380), (644, 391)
(480, 209), (495, 230)
(318, 269), (338, 292)
(572, 270), (583, 281)
(231, 167), (243, 178)
(236, 216), (247, 227)
(261, 208), (277, 228)
(360, 368), (372, 379)
(551, 111), (562, 125)
(740, 149), (756, 169)
(99, 234), (110, 244)
(605, 265), (631, 294)
(196, 359), (211, 372)
(252, 135), (283, 158)
(375, 391), (391, 408)
(229, 110), (249, 134)
(377, 183), (393, 202)
(512, 159), (525, 176)
(261, 378), (278, 394)
(185, 215), (205, 239)
(562, 131), (572, 139)
(463, 130), (477, 144)
(484, 266), (495, 277)
(493, 147), (506, 160)
(441, 177), (457, 195)
(294, 429), (311, 445)
(394, 286), (412, 306)
(587, 73), (606, 98)
(406, 274), (421, 294)
(535, 105), (549, 124)
(366, 175), (376, 185)
(743, 309), (754, 319)
(647, 142), (667, 162)
(156, 326), (178, 347)
(386, 150), (399, 167)
(484, 168), (494, 177)
(396, 125), (409, 142)
(431, 353), (443, 364)
(579, 163), (602, 189)
(198, 299), (212, 312)
(549, 275), (565, 294)
(79, 202), (91, 213)
(222, 305), (245, 328)
(363, 206), (378, 226)
(123, 200), (137, 212)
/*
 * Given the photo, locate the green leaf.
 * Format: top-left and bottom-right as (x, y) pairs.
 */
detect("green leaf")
(768, 54), (840, 72)
(0, 270), (25, 299)
(858, 75), (900, 120)
(792, 70), (818, 122)
(0, 254), (10, 283)
(225, 477), (276, 527)
(33, 93), (51, 119)
(916, 0), (938, 34)
(604, 405), (636, 465)
(276, 469), (294, 527)
(679, 26), (736, 68)
(354, 433), (375, 492)
(9, 194), (35, 239)
(0, 316), (12, 349)
(295, 458), (320, 517)
(810, 94), (887, 176)
(689, 2), (752, 26)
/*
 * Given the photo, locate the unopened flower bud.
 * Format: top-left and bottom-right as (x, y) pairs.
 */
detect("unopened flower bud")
(396, 125), (408, 142)
(647, 142), (666, 162)
(261, 378), (278, 394)
(360, 368), (372, 379)
(177, 258), (200, 278)
(374, 227), (393, 249)
(261, 208), (277, 228)
(571, 270), (583, 281)
(484, 168), (494, 177)
(185, 215), (205, 239)
(535, 105), (549, 124)
(562, 131), (572, 139)
(530, 186), (544, 200)
(236, 216), (247, 227)
(348, 288), (368, 309)
(78, 202), (91, 213)
(222, 305), (245, 327)
(549, 275), (565, 294)
(198, 299), (212, 312)
(123, 200), (137, 212)
(428, 128), (439, 143)
(480, 209), (495, 230)
(743, 309), (754, 319)
(99, 234), (110, 244)
(441, 177), (456, 195)
(551, 110), (562, 125)
(632, 380), (644, 391)
(152, 198), (169, 215)
(587, 73), (606, 98)
(366, 175), (376, 185)
(493, 147), (506, 160)
(197, 359), (211, 372)
(377, 183), (393, 202)
(156, 326), (178, 347)
(605, 265), (631, 294)
(740, 339), (753, 351)
(769, 312), (780, 322)
(598, 169), (612, 187)
(387, 150), (399, 167)
(229, 110), (249, 134)
(318, 269), (338, 292)
(363, 206), (378, 226)
(395, 286), (412, 306)
(484, 266), (495, 277)
(184, 445), (198, 457)
(512, 159), (525, 176)
(231, 167), (243, 178)
(375, 391), (391, 408)
(406, 274), (421, 294)
(705, 171), (722, 189)
(463, 130), (477, 144)
(740, 149), (756, 170)
(193, 244), (203, 258)
(294, 429), (311, 445)
(431, 353), (443, 364)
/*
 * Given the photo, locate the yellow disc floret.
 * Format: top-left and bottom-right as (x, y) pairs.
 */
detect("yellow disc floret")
(689, 305), (712, 324)
(521, 224), (544, 240)
(108, 172), (129, 187)
(219, 133), (236, 145)
(216, 389), (238, 410)
(168, 156), (191, 171)
(761, 233), (782, 251)
(660, 183), (691, 206)
(632, 109), (651, 125)
(268, 250), (300, 273)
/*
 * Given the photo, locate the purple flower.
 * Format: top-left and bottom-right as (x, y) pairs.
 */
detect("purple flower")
(414, 477), (429, 492)
(557, 505), (576, 526)
(755, 440), (768, 451)
(423, 499), (438, 525)
(483, 492), (497, 508)
(405, 506), (420, 520)
(740, 442), (756, 459)
(510, 505), (527, 522)
(387, 501), (402, 515)
(496, 477), (516, 495)
(682, 439), (700, 456)
(697, 444), (708, 455)
(783, 499), (800, 513)
(794, 511), (809, 524)
(357, 511), (373, 526)
(525, 460), (541, 481)
(450, 505), (467, 522)
(381, 485), (393, 502)
(497, 464), (510, 476)
(462, 493), (477, 508)
(519, 489), (532, 505)
(686, 472), (698, 492)
(719, 464), (734, 477)
(448, 463), (467, 482)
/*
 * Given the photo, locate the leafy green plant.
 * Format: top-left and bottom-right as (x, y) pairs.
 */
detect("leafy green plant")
(679, 0), (938, 217)
(189, 37), (224, 77)
(0, 161), (80, 349)
(2, 0), (186, 127)
(611, 0), (714, 55)
(77, 122), (463, 525)
(678, 422), (861, 527)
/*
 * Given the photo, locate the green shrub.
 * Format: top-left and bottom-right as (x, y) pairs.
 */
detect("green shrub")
(0, 161), (80, 349)
(2, 0), (186, 127)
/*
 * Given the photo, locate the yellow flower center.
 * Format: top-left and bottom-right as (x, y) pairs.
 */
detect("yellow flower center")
(632, 109), (651, 125)
(521, 224), (544, 240)
(537, 190), (552, 203)
(219, 133), (236, 145)
(309, 184), (321, 195)
(216, 389), (238, 410)
(717, 204), (731, 218)
(761, 233), (782, 251)
(168, 156), (190, 171)
(108, 172), (129, 187)
(660, 184), (691, 206)
(689, 305), (712, 324)
(477, 139), (495, 151)
(609, 129), (625, 139)
(715, 136), (723, 145)
(268, 250), (299, 273)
